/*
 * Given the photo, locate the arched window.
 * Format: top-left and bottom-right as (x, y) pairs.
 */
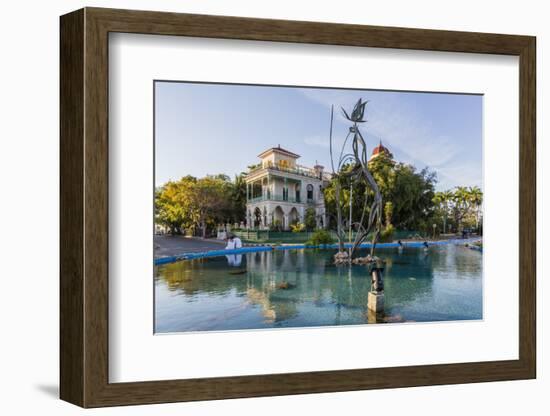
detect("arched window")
(307, 184), (314, 201)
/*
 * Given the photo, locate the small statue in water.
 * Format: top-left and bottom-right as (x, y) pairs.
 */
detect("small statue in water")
(371, 266), (384, 292)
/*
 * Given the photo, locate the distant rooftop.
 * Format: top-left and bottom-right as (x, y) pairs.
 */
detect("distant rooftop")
(370, 140), (393, 159)
(258, 145), (301, 159)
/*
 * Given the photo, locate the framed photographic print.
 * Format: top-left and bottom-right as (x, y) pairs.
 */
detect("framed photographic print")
(60, 7), (536, 408)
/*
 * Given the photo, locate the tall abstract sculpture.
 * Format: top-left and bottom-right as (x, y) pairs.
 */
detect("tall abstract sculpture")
(329, 99), (385, 306)
(330, 98), (383, 259)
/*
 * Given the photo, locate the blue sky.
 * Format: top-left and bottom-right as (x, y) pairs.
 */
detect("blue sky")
(155, 81), (482, 191)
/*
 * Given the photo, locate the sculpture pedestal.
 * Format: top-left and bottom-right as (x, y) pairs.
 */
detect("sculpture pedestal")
(366, 308), (379, 324)
(367, 291), (384, 313)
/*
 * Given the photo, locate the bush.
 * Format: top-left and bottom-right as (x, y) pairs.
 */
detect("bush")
(379, 224), (395, 243)
(290, 222), (305, 233)
(306, 229), (335, 246)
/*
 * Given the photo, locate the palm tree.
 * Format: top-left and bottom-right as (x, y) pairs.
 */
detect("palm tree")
(433, 192), (444, 232)
(433, 190), (453, 234)
(443, 190), (453, 232)
(441, 190), (453, 234)
(468, 186), (483, 232)
(453, 186), (470, 231)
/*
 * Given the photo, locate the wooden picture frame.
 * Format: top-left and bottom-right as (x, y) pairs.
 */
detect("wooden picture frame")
(60, 7), (536, 408)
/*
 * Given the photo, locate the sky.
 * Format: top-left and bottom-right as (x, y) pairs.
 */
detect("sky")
(155, 81), (483, 191)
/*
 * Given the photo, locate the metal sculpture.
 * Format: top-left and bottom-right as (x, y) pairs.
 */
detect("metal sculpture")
(329, 99), (384, 292)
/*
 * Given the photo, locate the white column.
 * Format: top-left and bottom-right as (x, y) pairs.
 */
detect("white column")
(266, 203), (272, 226)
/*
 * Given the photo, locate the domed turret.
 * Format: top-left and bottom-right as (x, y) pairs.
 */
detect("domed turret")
(369, 140), (393, 161)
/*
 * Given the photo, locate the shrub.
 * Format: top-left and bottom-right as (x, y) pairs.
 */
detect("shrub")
(306, 229), (335, 246)
(379, 224), (395, 243)
(290, 222), (305, 233)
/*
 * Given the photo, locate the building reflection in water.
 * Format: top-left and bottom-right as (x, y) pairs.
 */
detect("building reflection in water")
(155, 245), (482, 332)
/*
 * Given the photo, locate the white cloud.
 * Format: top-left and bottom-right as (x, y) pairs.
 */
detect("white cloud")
(299, 88), (480, 191)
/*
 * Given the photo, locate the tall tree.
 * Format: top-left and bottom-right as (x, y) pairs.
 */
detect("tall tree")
(193, 176), (231, 238)
(433, 189), (453, 233)
(468, 186), (483, 231)
(231, 173), (248, 224)
(155, 176), (198, 235)
(452, 186), (471, 230)
(324, 152), (437, 234)
(155, 174), (243, 236)
(369, 152), (436, 231)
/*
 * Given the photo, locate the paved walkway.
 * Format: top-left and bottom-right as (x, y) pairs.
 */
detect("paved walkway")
(154, 235), (225, 258)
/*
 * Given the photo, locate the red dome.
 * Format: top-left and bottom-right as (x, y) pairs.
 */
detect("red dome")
(371, 141), (392, 158)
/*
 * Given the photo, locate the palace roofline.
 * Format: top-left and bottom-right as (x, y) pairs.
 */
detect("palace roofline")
(258, 145), (300, 159)
(246, 164), (330, 182)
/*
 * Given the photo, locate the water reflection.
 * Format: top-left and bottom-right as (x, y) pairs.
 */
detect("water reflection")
(155, 245), (482, 333)
(225, 254), (243, 267)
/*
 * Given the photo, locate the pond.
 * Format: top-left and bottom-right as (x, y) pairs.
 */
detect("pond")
(154, 244), (482, 333)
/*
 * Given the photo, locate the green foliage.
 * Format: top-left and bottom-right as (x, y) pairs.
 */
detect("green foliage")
(379, 162), (436, 231)
(379, 224), (395, 243)
(290, 222), (306, 233)
(230, 173), (248, 223)
(433, 186), (483, 233)
(306, 229), (335, 246)
(154, 177), (197, 235)
(433, 189), (454, 233)
(323, 152), (437, 231)
(323, 166), (366, 229)
(304, 207), (317, 231)
(155, 174), (246, 236)
(324, 152), (484, 237)
(384, 201), (393, 226)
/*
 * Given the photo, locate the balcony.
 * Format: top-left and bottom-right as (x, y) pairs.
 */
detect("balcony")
(248, 194), (301, 204)
(247, 163), (326, 180)
(247, 194), (319, 205)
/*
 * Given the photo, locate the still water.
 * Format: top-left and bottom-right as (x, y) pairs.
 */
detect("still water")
(155, 245), (482, 333)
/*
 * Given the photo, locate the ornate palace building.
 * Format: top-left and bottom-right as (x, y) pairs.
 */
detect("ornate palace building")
(245, 146), (330, 230)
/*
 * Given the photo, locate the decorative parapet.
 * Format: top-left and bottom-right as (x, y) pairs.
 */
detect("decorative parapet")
(246, 163), (329, 181)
